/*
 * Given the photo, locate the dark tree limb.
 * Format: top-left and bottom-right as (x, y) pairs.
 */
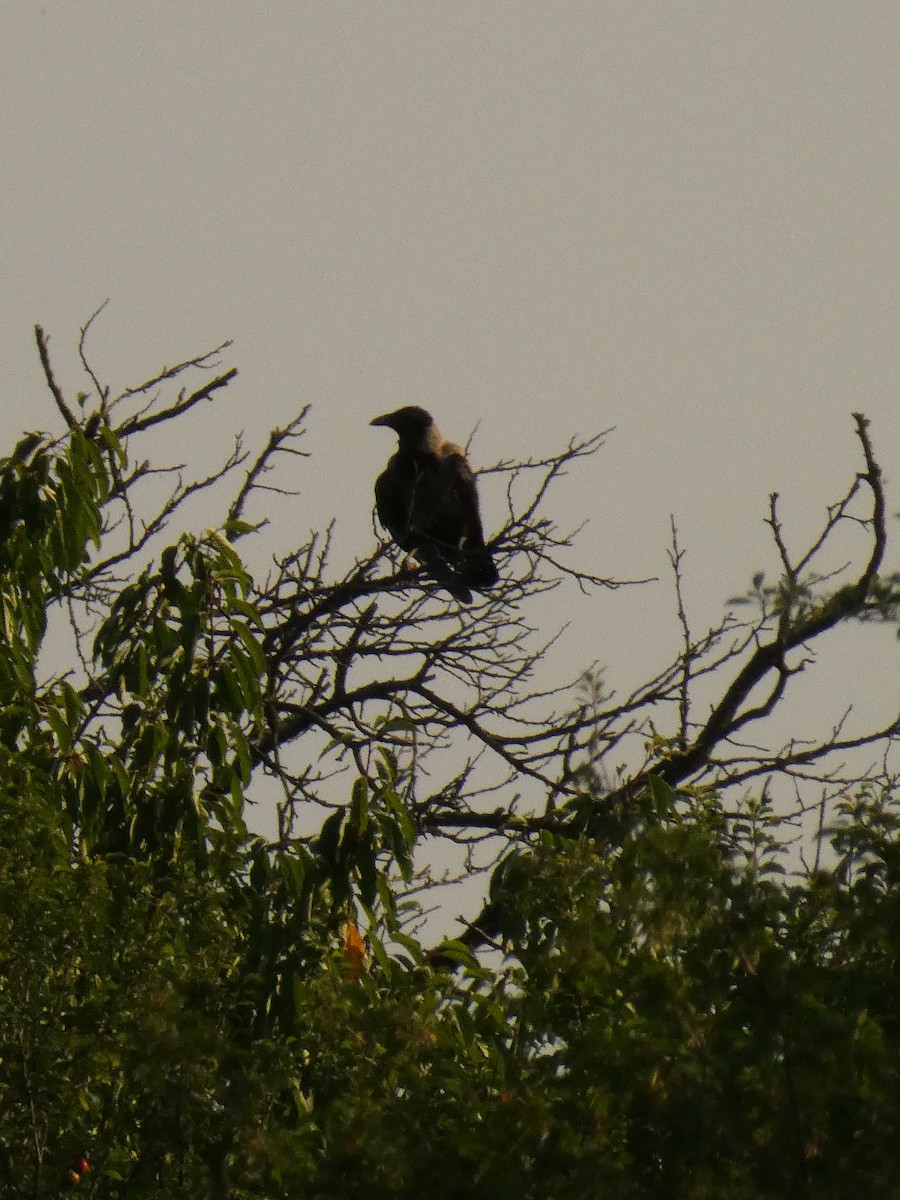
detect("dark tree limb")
(35, 325), (76, 428)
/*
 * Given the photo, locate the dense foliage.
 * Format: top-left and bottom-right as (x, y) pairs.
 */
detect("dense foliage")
(2, 333), (899, 1197)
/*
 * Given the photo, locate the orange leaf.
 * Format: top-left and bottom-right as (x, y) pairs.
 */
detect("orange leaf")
(342, 922), (366, 980)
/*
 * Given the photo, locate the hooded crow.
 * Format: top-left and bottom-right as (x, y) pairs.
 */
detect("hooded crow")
(370, 405), (498, 602)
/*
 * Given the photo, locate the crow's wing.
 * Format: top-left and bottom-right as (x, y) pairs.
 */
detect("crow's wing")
(441, 449), (498, 587)
(374, 456), (416, 549)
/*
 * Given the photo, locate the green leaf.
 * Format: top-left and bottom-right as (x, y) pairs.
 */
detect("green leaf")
(429, 939), (479, 971)
(349, 777), (369, 835)
(44, 701), (72, 753)
(232, 619), (267, 679)
(646, 773), (677, 815)
(222, 518), (262, 539)
(317, 809), (345, 866)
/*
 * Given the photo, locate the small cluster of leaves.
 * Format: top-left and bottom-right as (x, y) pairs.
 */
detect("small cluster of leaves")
(0, 426), (114, 705)
(88, 526), (265, 865)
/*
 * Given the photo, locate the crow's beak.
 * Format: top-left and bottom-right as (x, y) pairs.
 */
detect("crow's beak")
(370, 413), (392, 428)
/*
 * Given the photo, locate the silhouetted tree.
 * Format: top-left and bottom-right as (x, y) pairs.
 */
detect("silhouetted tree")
(0, 317), (897, 1196)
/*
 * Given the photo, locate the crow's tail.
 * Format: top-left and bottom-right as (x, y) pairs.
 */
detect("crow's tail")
(459, 545), (498, 590)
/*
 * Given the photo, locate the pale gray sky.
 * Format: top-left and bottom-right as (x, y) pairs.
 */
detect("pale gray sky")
(3, 5), (898, 823)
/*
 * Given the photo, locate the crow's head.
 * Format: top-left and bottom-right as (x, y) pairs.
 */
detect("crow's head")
(370, 405), (435, 446)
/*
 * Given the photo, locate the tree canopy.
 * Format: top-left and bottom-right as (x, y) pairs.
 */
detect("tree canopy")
(1, 320), (899, 1197)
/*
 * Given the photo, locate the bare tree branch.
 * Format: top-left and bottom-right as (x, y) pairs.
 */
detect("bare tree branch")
(117, 368), (238, 437)
(78, 300), (111, 406)
(227, 408), (310, 531)
(34, 325), (76, 429)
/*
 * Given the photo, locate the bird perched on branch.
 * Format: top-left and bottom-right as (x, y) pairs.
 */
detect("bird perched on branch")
(370, 405), (498, 603)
